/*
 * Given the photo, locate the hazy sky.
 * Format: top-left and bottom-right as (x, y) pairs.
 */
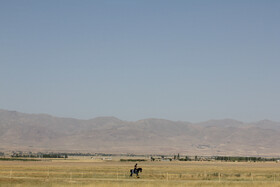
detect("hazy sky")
(1, 0), (280, 122)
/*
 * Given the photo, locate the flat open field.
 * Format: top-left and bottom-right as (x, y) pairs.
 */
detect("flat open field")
(1, 158), (280, 187)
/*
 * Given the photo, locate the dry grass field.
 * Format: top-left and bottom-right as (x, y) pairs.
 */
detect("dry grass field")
(0, 158), (280, 187)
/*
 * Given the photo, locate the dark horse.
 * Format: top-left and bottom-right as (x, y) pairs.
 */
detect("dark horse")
(130, 168), (142, 178)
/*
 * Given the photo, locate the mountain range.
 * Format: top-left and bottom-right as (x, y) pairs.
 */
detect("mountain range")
(1, 109), (280, 156)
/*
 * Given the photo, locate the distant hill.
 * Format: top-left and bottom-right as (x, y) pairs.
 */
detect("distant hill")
(1, 109), (280, 156)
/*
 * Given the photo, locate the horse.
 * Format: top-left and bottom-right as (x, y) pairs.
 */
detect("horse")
(130, 168), (142, 178)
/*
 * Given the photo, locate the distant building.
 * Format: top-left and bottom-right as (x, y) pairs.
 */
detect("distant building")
(102, 157), (112, 161)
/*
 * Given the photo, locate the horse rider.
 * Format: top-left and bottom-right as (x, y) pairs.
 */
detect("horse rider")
(134, 163), (138, 173)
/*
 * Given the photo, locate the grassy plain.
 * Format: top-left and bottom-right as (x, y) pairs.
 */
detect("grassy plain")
(0, 157), (280, 187)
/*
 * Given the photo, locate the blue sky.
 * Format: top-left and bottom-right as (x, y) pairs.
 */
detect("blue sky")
(1, 0), (280, 122)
